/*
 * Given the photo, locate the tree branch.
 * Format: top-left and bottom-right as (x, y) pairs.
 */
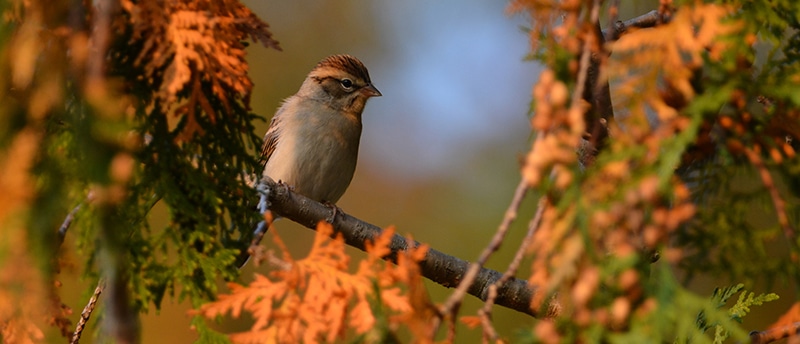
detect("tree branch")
(578, 9), (672, 166)
(262, 179), (546, 317)
(603, 10), (671, 41)
(749, 321), (800, 344)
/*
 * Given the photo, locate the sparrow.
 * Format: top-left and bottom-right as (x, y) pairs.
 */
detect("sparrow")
(260, 54), (381, 205)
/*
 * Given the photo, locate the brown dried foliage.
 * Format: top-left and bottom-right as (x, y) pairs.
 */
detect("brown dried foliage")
(195, 222), (431, 344)
(2, 0), (280, 340)
(120, 0), (280, 139)
(609, 4), (740, 122)
(509, 2), (744, 341)
(0, 132), (59, 343)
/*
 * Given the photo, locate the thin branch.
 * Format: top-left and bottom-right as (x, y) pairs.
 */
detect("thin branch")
(744, 147), (796, 239)
(575, 0), (605, 169)
(578, 10), (672, 167)
(58, 203), (82, 246)
(604, 0), (621, 42)
(573, 1), (600, 109)
(603, 10), (671, 41)
(587, 21), (612, 160)
(432, 179), (529, 335)
(262, 179), (542, 317)
(749, 322), (800, 344)
(479, 197), (548, 342)
(70, 279), (105, 344)
(58, 192), (95, 246)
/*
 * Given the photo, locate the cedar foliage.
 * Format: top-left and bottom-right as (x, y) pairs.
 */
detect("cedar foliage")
(195, 223), (429, 343)
(1, 0), (279, 341)
(0, 0), (799, 343)
(507, 0), (799, 342)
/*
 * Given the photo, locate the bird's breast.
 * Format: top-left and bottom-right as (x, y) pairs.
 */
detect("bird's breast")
(263, 107), (362, 203)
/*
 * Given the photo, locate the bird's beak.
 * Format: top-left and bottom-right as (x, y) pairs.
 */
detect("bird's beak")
(361, 84), (382, 97)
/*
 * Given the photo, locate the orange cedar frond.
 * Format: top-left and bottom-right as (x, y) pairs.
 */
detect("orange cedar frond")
(194, 275), (282, 322)
(381, 288), (412, 313)
(390, 242), (428, 283)
(349, 299), (376, 334)
(1, 317), (45, 344)
(0, 131), (52, 344)
(305, 222), (350, 271)
(268, 224), (294, 265)
(196, 221), (427, 343)
(229, 328), (277, 344)
(119, 0), (280, 141)
(770, 302), (800, 329)
(609, 4), (741, 120)
(409, 243), (429, 262)
(358, 226), (397, 282)
(387, 238), (435, 339)
(460, 316), (482, 329)
(366, 226), (396, 261)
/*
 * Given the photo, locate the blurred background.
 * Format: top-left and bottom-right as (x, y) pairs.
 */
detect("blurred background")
(234, 0), (543, 340)
(54, 0), (794, 342)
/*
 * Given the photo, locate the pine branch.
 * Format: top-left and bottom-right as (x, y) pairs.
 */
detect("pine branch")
(261, 179), (547, 317)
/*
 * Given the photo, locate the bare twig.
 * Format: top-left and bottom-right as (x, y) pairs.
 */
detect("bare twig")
(479, 197), (548, 341)
(744, 147), (796, 239)
(432, 179), (529, 335)
(70, 279), (105, 344)
(750, 322), (800, 344)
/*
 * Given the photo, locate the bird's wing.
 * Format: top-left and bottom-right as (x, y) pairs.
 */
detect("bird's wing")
(261, 114), (282, 165)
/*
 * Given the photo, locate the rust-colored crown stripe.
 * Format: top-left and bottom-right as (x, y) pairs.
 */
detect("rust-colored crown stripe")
(314, 54), (372, 83)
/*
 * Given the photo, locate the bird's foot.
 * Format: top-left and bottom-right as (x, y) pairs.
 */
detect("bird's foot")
(323, 201), (342, 223)
(276, 180), (296, 192)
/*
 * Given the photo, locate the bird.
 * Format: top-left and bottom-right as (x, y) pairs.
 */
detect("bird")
(260, 54), (381, 206)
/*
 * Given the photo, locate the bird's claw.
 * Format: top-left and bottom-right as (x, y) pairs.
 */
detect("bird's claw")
(323, 202), (342, 223)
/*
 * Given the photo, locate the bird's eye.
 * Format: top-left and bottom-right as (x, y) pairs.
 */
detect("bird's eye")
(340, 79), (353, 89)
